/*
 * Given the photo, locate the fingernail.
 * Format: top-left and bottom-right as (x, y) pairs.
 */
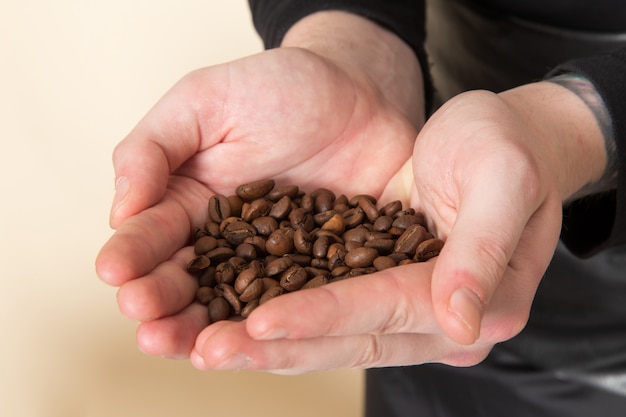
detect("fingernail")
(217, 353), (252, 370)
(190, 350), (207, 369)
(255, 327), (289, 340)
(448, 287), (483, 343)
(111, 176), (129, 217)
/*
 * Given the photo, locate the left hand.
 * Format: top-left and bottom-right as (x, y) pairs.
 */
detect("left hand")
(190, 83), (606, 373)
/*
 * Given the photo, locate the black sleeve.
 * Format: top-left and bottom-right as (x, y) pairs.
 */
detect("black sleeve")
(547, 48), (626, 256)
(247, 0), (431, 105)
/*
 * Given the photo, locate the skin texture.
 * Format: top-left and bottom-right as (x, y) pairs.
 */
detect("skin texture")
(95, 11), (607, 372)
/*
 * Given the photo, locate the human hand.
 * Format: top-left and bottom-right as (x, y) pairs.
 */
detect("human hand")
(96, 12), (425, 359)
(189, 82), (607, 373)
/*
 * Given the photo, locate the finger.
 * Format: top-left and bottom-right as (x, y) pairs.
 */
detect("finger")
(116, 246), (197, 321)
(192, 320), (489, 372)
(245, 262), (440, 341)
(430, 169), (540, 345)
(136, 302), (209, 359)
(96, 176), (210, 287)
(109, 71), (226, 228)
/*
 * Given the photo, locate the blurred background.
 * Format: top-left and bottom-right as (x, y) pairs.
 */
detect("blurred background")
(0, 1), (364, 416)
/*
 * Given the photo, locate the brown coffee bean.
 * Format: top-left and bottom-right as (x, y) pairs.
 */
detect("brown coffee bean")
(235, 242), (257, 261)
(260, 277), (280, 290)
(321, 213), (346, 235)
(373, 215), (394, 232)
(301, 275), (329, 290)
(344, 240), (364, 252)
(207, 247), (236, 263)
(222, 220), (257, 246)
(208, 194), (231, 223)
(265, 229), (294, 256)
(358, 198), (380, 222)
(304, 266), (330, 278)
(415, 238), (444, 262)
(236, 179), (275, 201)
(289, 207), (315, 232)
(343, 207), (366, 229)
(331, 265), (351, 277)
(198, 266), (217, 287)
(187, 255), (211, 273)
(194, 235), (218, 255)
(239, 278), (264, 302)
(280, 265), (308, 291)
(234, 267), (261, 294)
(259, 285), (285, 305)
(208, 297), (230, 322)
(312, 235), (330, 259)
(299, 193), (314, 212)
(265, 256), (294, 276)
(216, 283), (242, 315)
(345, 247), (379, 268)
(343, 226), (369, 243)
(349, 194), (377, 207)
(240, 299), (260, 318)
(392, 213), (425, 229)
(226, 194), (243, 217)
(313, 210), (336, 226)
(251, 216), (278, 236)
(310, 258), (329, 270)
(293, 227), (313, 255)
(204, 221), (221, 238)
(314, 190), (335, 213)
(380, 200), (403, 217)
(373, 256), (397, 271)
(196, 286), (216, 304)
(394, 224), (428, 256)
(266, 185), (300, 202)
(269, 195), (292, 219)
(242, 198), (273, 222)
(215, 262), (235, 284)
(284, 253), (313, 266)
(364, 238), (395, 254)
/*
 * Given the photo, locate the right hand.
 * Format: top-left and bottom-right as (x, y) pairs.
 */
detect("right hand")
(96, 45), (421, 358)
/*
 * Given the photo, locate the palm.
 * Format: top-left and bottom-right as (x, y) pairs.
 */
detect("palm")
(96, 47), (419, 358)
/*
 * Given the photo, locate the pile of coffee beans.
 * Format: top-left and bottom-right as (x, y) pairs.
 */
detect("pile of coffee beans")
(187, 179), (443, 323)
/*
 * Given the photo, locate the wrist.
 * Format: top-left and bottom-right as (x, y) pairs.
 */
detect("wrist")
(281, 11), (425, 127)
(498, 81), (609, 203)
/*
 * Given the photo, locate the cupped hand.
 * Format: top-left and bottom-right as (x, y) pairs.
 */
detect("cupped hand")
(95, 47), (420, 358)
(190, 86), (580, 373)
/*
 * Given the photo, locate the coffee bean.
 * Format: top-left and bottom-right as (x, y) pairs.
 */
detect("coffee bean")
(208, 194), (231, 223)
(345, 247), (378, 268)
(187, 178), (444, 322)
(208, 297), (230, 322)
(236, 179), (275, 201)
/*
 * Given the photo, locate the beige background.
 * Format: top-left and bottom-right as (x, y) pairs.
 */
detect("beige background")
(0, 1), (363, 416)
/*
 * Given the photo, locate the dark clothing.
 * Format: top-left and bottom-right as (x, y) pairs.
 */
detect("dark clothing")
(247, 0), (626, 414)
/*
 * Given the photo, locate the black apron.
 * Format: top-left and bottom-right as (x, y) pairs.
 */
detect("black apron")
(365, 1), (626, 415)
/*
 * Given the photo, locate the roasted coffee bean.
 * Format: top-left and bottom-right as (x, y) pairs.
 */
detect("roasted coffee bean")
(208, 194), (231, 223)
(242, 198), (272, 223)
(416, 238), (444, 262)
(187, 255), (211, 272)
(234, 267), (261, 294)
(265, 256), (294, 276)
(380, 200), (403, 217)
(373, 256), (397, 271)
(293, 227), (313, 255)
(215, 262), (236, 284)
(268, 195), (292, 219)
(236, 179), (275, 201)
(266, 229), (294, 256)
(394, 224), (428, 256)
(216, 283), (242, 315)
(240, 299), (259, 318)
(259, 286), (285, 305)
(186, 178), (444, 322)
(345, 247), (379, 268)
(196, 286), (216, 304)
(301, 275), (329, 290)
(194, 235), (219, 255)
(239, 278), (264, 302)
(267, 185), (300, 202)
(208, 297), (230, 322)
(373, 215), (394, 232)
(280, 264), (308, 291)
(223, 220), (257, 246)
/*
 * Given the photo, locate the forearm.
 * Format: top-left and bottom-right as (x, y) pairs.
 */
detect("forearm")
(498, 80), (608, 203)
(281, 11), (425, 127)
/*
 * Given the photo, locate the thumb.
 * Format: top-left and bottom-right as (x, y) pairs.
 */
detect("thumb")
(109, 74), (221, 228)
(430, 179), (533, 345)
